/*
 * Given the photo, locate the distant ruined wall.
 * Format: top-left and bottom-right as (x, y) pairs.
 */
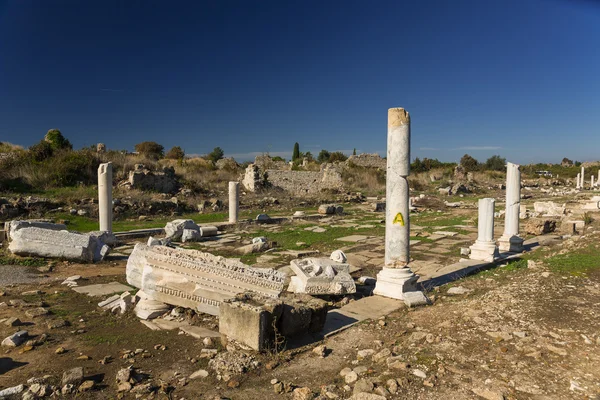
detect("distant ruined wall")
(346, 153), (386, 169)
(265, 164), (343, 195)
(254, 155), (290, 171)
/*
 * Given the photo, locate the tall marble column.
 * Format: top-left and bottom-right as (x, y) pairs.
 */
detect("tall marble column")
(228, 182), (239, 223)
(581, 167), (585, 189)
(373, 108), (419, 300)
(98, 162), (113, 233)
(592, 175), (595, 189)
(469, 198), (499, 262)
(498, 162), (523, 252)
(576, 173), (581, 189)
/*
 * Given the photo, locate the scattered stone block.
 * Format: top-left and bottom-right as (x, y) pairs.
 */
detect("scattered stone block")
(525, 219), (557, 235)
(62, 367), (84, 386)
(1, 330), (28, 347)
(8, 226), (109, 262)
(164, 219), (199, 241)
(219, 293), (283, 352)
(288, 257), (356, 295)
(402, 291), (430, 308)
(73, 282), (133, 297)
(279, 295), (328, 336)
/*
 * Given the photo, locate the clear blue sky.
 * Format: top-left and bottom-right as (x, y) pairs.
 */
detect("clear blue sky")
(1, 0), (599, 164)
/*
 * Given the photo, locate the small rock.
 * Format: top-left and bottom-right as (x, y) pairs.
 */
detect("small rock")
(293, 387), (313, 400)
(4, 317), (22, 327)
(56, 347), (67, 354)
(340, 367), (352, 377)
(190, 369), (209, 379)
(345, 371), (358, 384)
(0, 384), (25, 397)
(412, 369), (427, 379)
(79, 380), (95, 392)
(372, 348), (391, 363)
(353, 379), (374, 394)
(203, 337), (214, 347)
(62, 367), (84, 386)
(313, 345), (327, 358)
(1, 330), (28, 347)
(447, 286), (472, 295)
(472, 387), (505, 400)
(25, 307), (49, 318)
(357, 349), (375, 359)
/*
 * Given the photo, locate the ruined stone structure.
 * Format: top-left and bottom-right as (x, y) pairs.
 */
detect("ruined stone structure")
(373, 108), (421, 302)
(264, 164), (343, 195)
(127, 165), (178, 194)
(499, 162), (524, 252)
(469, 198), (499, 262)
(254, 155), (289, 170)
(126, 244), (286, 316)
(98, 163), (113, 233)
(241, 164), (265, 192)
(346, 153), (386, 169)
(288, 257), (356, 295)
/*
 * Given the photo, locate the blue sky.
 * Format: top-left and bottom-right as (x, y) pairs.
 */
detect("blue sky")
(1, 0), (599, 164)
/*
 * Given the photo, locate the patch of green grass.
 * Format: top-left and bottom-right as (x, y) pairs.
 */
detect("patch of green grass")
(0, 251), (47, 267)
(544, 244), (600, 276)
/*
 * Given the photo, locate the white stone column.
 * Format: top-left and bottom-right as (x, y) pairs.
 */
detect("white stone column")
(576, 173), (581, 189)
(373, 108), (420, 301)
(469, 198), (498, 262)
(98, 162), (113, 233)
(591, 175), (595, 189)
(228, 182), (239, 223)
(498, 162), (523, 252)
(581, 167), (585, 189)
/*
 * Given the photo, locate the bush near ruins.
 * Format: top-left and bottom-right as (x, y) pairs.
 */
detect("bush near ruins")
(135, 141), (164, 160)
(165, 146), (185, 160)
(411, 157), (453, 172)
(460, 154), (479, 172)
(44, 129), (72, 150)
(206, 147), (224, 163)
(484, 155), (506, 171)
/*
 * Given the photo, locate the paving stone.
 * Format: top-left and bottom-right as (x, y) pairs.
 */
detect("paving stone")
(72, 282), (133, 297)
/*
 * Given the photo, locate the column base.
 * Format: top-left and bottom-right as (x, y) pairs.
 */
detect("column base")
(373, 267), (419, 300)
(469, 240), (499, 263)
(498, 234), (524, 253)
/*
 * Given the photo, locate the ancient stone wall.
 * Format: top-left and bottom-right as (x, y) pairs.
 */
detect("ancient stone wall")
(127, 165), (178, 193)
(346, 153), (386, 169)
(254, 155), (289, 171)
(265, 163), (343, 195)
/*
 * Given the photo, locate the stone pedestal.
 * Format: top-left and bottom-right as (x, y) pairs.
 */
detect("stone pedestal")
(98, 163), (113, 233)
(499, 162), (524, 252)
(228, 182), (239, 223)
(373, 108), (420, 300)
(469, 198), (498, 262)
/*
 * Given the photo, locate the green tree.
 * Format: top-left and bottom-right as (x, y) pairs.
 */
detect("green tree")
(207, 147), (225, 163)
(304, 151), (314, 162)
(317, 150), (331, 163)
(460, 154), (479, 172)
(484, 155), (506, 171)
(165, 146), (185, 160)
(135, 141), (164, 160)
(44, 129), (72, 150)
(292, 142), (300, 161)
(353, 148), (356, 156)
(329, 151), (348, 162)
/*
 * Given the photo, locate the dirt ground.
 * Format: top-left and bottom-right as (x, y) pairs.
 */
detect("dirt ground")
(1, 200), (600, 400)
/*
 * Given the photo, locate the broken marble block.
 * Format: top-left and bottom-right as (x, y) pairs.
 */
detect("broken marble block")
(164, 219), (199, 241)
(6, 220), (68, 240)
(288, 257), (356, 295)
(181, 229), (201, 243)
(126, 244), (286, 316)
(219, 293), (283, 352)
(8, 226), (109, 262)
(279, 294), (328, 336)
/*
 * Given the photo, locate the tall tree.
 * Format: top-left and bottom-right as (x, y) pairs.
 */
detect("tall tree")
(292, 142), (300, 161)
(207, 147), (225, 163)
(135, 141), (164, 160)
(353, 148), (356, 156)
(460, 154), (479, 172)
